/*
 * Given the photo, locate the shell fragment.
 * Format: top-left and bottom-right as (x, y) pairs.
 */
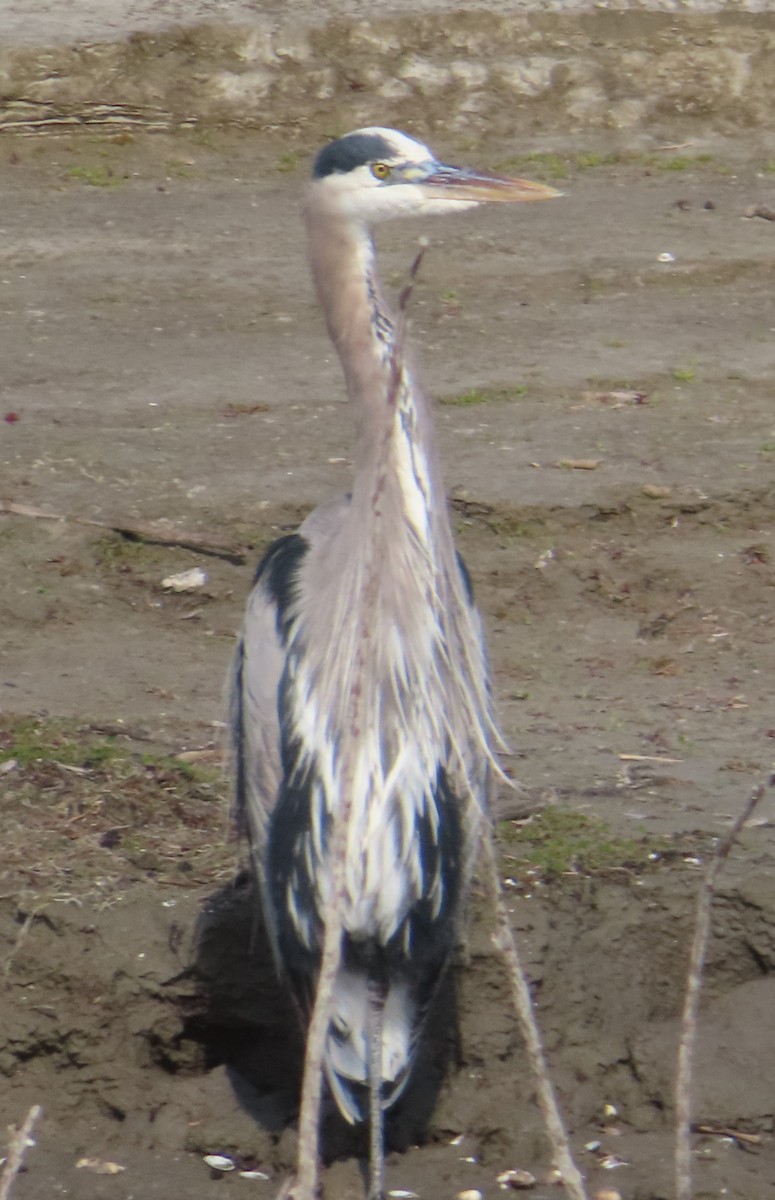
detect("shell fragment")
(203, 1153), (236, 1171)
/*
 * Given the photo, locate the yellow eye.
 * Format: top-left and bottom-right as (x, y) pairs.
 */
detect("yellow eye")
(371, 162), (391, 181)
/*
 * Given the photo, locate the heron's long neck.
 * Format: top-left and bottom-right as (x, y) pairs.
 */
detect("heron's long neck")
(306, 211), (438, 494)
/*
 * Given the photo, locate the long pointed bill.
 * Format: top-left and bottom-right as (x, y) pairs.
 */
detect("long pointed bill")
(419, 164), (561, 204)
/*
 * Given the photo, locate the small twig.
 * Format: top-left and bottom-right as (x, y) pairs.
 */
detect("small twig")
(619, 753), (683, 764)
(396, 236), (429, 324)
(695, 1123), (761, 1147)
(2, 909), (42, 980)
(481, 823), (588, 1200)
(0, 500), (246, 563)
(0, 1104), (42, 1200)
(674, 778), (770, 1200)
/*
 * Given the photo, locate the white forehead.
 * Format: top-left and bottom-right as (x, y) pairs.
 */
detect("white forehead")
(350, 127), (435, 164)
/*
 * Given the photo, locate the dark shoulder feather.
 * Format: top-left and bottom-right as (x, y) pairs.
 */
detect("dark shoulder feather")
(252, 533), (308, 641)
(456, 551), (474, 606)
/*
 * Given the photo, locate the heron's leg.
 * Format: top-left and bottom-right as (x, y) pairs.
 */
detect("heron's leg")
(367, 979), (386, 1200)
(294, 921), (345, 1200)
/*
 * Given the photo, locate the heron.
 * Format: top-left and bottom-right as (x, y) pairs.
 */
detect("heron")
(230, 127), (559, 1198)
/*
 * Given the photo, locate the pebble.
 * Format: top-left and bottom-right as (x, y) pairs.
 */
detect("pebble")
(161, 566), (207, 592)
(497, 1167), (536, 1188)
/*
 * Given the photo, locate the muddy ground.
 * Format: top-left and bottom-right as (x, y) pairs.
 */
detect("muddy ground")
(2, 122), (775, 1200)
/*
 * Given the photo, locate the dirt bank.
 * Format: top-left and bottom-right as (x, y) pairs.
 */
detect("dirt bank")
(2, 114), (775, 1198)
(3, 8), (775, 138)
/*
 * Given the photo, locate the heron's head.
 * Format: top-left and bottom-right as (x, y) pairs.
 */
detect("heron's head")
(309, 127), (561, 224)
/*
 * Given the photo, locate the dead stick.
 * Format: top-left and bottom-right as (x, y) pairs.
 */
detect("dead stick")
(0, 500), (246, 563)
(481, 826), (588, 1200)
(0, 1104), (42, 1200)
(674, 779), (770, 1200)
(619, 753), (683, 764)
(695, 1124), (761, 1146)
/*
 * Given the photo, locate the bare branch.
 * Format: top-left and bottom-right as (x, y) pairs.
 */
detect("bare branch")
(674, 777), (771, 1200)
(0, 500), (246, 563)
(481, 824), (589, 1200)
(0, 1105), (42, 1200)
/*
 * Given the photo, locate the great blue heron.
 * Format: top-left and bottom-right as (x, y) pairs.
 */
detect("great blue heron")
(231, 127), (559, 1198)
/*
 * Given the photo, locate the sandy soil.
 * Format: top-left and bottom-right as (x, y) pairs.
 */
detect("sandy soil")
(2, 123), (775, 1199)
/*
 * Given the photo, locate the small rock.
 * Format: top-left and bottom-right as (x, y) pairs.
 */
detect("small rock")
(397, 55), (451, 94)
(161, 567), (207, 592)
(497, 1167), (536, 1188)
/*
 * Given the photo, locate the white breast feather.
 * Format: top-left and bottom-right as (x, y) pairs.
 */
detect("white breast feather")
(286, 568), (448, 944)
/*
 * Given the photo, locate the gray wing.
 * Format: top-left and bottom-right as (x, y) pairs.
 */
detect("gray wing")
(230, 496), (352, 863)
(231, 537), (299, 863)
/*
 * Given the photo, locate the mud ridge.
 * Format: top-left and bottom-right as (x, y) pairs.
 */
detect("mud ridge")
(2, 9), (775, 137)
